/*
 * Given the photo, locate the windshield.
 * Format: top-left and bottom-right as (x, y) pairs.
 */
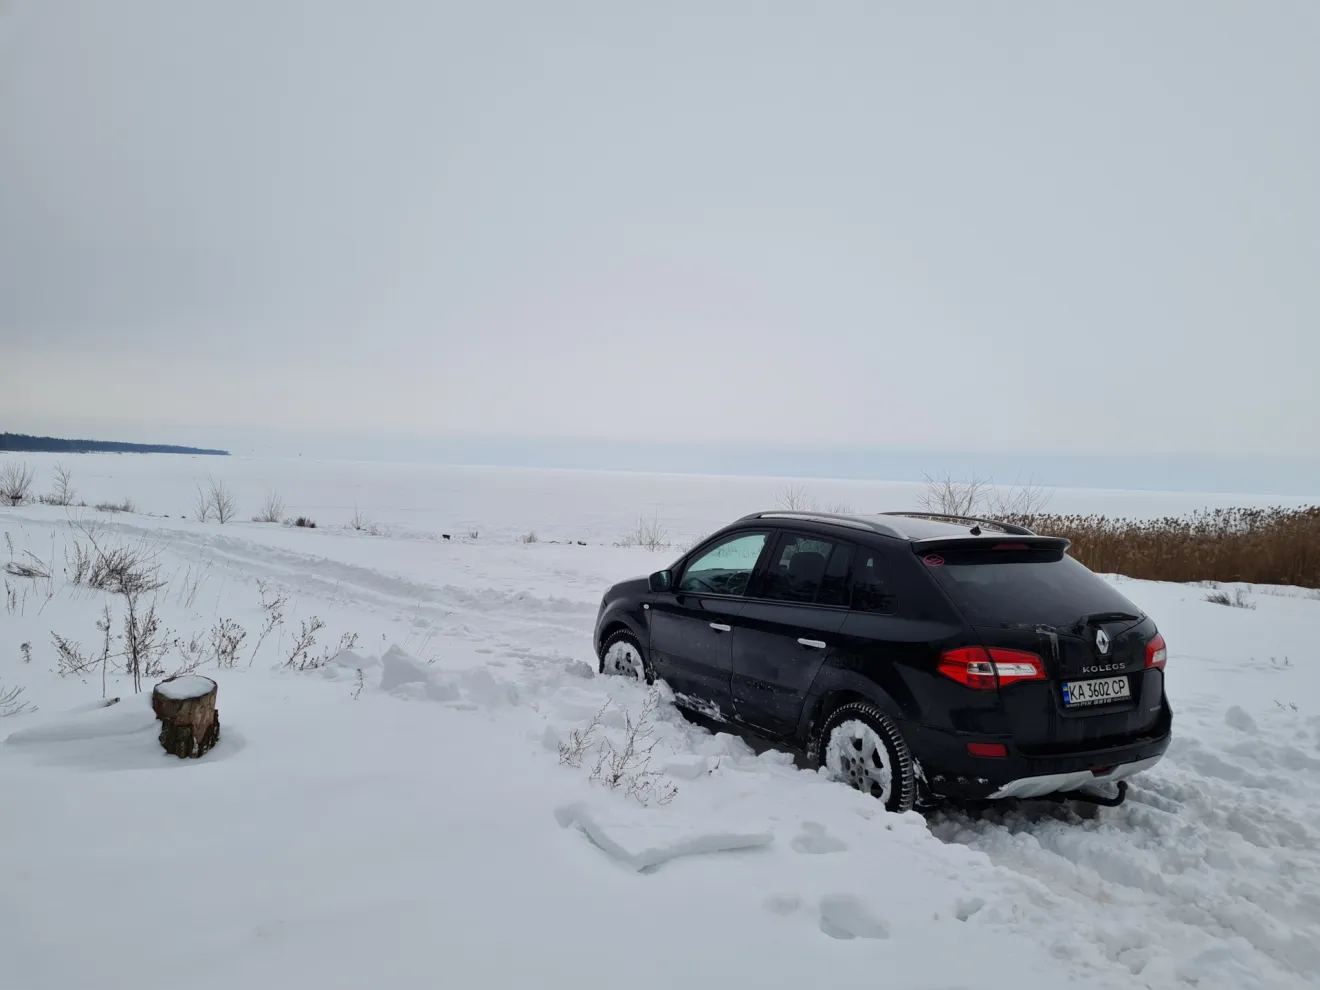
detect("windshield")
(926, 549), (1142, 628)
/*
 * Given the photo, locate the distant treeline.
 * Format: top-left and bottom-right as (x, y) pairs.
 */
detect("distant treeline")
(0, 433), (229, 456)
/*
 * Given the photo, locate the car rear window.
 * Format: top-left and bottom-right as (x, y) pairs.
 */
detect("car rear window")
(924, 548), (1140, 627)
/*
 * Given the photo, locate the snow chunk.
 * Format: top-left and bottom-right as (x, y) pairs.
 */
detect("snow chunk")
(554, 801), (773, 872)
(459, 667), (517, 708)
(390, 682), (431, 702)
(1224, 705), (1258, 734)
(694, 731), (755, 761)
(763, 893), (803, 916)
(377, 644), (517, 709)
(6, 693), (157, 747)
(328, 648), (380, 671)
(425, 678), (462, 704)
(62, 697), (124, 715)
(154, 675), (215, 700)
(818, 894), (890, 940)
(790, 821), (848, 854)
(659, 755), (710, 780)
(379, 645), (431, 691)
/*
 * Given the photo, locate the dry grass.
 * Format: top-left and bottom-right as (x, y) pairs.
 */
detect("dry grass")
(94, 497), (136, 514)
(4, 550), (51, 580)
(617, 512), (669, 550)
(67, 522), (165, 596)
(253, 491), (284, 524)
(348, 505), (383, 536)
(1205, 587), (1256, 609)
(0, 461), (35, 506)
(0, 681), (36, 717)
(1005, 506), (1320, 589)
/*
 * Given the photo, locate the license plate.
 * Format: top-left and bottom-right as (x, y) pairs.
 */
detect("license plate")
(1062, 675), (1130, 707)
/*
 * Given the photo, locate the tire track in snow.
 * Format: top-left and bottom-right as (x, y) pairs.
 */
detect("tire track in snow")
(13, 515), (601, 663)
(929, 709), (1320, 990)
(69, 519), (598, 635)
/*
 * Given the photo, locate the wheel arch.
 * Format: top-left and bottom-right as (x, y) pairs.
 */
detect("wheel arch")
(797, 669), (905, 747)
(596, 614), (645, 656)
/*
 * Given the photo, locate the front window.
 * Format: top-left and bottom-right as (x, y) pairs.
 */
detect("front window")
(677, 532), (768, 596)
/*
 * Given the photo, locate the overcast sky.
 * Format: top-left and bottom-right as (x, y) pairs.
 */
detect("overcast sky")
(1, 1), (1317, 458)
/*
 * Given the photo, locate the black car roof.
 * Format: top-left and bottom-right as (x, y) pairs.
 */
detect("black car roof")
(736, 510), (1035, 542)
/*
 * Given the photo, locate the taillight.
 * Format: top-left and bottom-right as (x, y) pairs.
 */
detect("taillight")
(1146, 633), (1167, 670)
(938, 647), (1046, 690)
(967, 742), (1008, 758)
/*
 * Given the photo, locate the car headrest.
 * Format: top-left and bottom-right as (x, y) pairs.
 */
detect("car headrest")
(787, 550), (827, 583)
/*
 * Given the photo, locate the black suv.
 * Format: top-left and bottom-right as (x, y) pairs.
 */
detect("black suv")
(594, 511), (1171, 811)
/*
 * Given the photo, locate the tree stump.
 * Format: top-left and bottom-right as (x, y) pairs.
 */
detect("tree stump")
(152, 675), (220, 759)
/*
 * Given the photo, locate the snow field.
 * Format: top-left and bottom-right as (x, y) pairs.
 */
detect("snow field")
(6, 452), (1317, 549)
(1, 461), (1318, 989)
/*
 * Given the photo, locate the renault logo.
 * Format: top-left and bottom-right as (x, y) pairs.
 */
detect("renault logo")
(1095, 628), (1111, 655)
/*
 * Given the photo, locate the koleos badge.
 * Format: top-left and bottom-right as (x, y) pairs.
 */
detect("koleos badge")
(1095, 628), (1111, 655)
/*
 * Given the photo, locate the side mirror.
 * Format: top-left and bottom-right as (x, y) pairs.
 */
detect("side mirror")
(648, 570), (672, 593)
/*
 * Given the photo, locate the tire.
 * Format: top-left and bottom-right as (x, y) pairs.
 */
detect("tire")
(811, 700), (916, 813)
(597, 628), (653, 685)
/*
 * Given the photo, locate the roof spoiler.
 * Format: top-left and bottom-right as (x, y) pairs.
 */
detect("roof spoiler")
(879, 511), (1036, 536)
(911, 535), (1071, 553)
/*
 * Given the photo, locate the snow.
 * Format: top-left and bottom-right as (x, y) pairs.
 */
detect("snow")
(4, 694), (156, 748)
(154, 674), (216, 699)
(553, 801), (775, 872)
(1, 456), (1318, 990)
(5, 451), (1316, 548)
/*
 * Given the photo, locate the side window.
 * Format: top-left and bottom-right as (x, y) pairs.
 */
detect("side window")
(817, 543), (855, 606)
(852, 551), (898, 614)
(760, 534), (852, 605)
(677, 532), (767, 596)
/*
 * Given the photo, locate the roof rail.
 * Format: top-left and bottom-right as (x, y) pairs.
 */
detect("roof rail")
(746, 511), (907, 539)
(879, 511), (1036, 536)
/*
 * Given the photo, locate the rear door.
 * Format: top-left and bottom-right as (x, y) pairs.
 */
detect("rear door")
(730, 532), (853, 734)
(649, 530), (770, 720)
(922, 544), (1165, 750)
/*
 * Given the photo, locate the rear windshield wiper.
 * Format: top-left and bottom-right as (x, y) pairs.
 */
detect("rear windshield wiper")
(1072, 611), (1141, 633)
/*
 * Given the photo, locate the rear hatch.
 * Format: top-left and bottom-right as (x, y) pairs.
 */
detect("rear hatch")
(919, 539), (1166, 753)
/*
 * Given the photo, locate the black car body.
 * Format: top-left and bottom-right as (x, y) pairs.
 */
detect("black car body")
(594, 510), (1171, 808)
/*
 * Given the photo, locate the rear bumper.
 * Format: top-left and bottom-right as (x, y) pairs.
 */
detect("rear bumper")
(987, 755), (1161, 799)
(902, 706), (1172, 801)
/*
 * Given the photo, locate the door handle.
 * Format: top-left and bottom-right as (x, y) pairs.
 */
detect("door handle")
(797, 638), (826, 649)
(709, 622), (732, 632)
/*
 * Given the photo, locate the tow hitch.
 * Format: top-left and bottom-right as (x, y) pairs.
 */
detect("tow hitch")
(1051, 780), (1128, 807)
